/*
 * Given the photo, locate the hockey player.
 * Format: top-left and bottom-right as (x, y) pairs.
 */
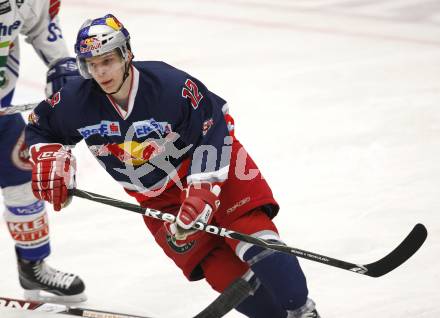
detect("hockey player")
(0, 0), (85, 302)
(25, 14), (320, 317)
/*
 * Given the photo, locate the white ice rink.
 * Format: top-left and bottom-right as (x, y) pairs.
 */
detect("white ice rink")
(1, 0), (439, 317)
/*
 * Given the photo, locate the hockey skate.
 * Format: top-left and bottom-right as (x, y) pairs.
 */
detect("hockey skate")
(287, 298), (321, 318)
(17, 256), (87, 303)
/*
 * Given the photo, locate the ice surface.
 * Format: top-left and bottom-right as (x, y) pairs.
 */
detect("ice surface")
(1, 0), (439, 317)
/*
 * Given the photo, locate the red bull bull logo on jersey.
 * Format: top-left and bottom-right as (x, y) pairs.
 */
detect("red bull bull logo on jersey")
(89, 140), (165, 166)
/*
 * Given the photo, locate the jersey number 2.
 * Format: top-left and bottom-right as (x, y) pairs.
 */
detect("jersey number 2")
(182, 79), (203, 109)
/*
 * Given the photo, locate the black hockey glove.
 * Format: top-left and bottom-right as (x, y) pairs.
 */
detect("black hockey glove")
(46, 57), (81, 97)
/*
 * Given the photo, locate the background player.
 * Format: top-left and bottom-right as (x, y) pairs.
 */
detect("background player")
(0, 0), (85, 302)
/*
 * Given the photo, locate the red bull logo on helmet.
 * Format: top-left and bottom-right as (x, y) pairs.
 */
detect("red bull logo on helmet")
(105, 16), (123, 31)
(80, 37), (102, 54)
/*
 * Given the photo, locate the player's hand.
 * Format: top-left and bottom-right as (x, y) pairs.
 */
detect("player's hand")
(29, 144), (76, 211)
(166, 182), (221, 244)
(46, 57), (81, 97)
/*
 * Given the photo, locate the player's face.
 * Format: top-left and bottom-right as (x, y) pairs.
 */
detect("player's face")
(85, 51), (125, 93)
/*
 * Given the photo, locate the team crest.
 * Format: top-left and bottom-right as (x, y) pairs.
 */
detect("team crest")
(46, 91), (61, 108)
(11, 132), (32, 171)
(202, 118), (214, 135)
(28, 112), (39, 125)
(166, 234), (195, 254)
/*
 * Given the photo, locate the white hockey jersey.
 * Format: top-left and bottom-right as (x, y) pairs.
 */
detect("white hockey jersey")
(0, 0), (69, 102)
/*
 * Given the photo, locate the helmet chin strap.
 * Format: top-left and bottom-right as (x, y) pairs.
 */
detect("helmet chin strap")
(108, 61), (131, 95)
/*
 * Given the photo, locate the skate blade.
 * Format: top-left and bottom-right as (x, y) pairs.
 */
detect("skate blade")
(24, 289), (88, 303)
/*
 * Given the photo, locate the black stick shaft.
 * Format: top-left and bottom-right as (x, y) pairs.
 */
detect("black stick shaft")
(71, 188), (427, 278)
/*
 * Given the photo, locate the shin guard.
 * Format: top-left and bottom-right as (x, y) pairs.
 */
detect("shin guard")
(240, 235), (309, 312)
(3, 182), (50, 261)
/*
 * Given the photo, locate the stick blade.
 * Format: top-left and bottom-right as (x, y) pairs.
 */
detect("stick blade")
(364, 223), (427, 277)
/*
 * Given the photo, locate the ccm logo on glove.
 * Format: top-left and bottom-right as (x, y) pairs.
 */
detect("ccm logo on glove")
(29, 144), (76, 211)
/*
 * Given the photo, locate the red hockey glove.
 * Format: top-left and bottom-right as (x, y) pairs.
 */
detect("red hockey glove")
(29, 144), (76, 211)
(166, 182), (221, 244)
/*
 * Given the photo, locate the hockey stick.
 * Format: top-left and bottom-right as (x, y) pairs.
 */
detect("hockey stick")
(193, 278), (252, 318)
(0, 102), (39, 115)
(72, 188), (427, 278)
(0, 281), (250, 318)
(0, 296), (151, 318)
(0, 290), (249, 318)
